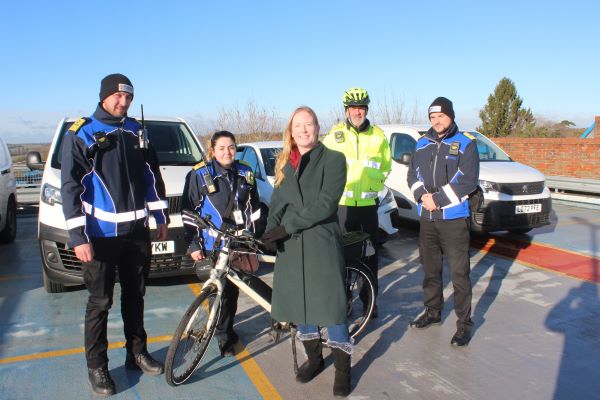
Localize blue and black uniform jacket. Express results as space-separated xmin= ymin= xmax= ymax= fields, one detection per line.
xmin=406 ymin=123 xmax=480 ymax=220
xmin=61 ymin=104 xmax=168 ymax=247
xmin=181 ymin=159 xmax=264 ymax=254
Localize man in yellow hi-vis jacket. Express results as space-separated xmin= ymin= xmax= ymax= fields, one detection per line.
xmin=322 ymin=87 xmax=391 ymax=317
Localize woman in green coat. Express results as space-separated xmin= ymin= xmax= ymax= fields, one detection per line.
xmin=261 ymin=106 xmax=352 ymax=397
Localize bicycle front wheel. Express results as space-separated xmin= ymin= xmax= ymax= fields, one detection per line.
xmin=345 ymin=262 xmax=375 ymax=339
xmin=165 ymin=284 xmax=221 ymax=386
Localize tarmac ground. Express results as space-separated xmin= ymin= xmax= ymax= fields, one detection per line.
xmin=0 ymin=202 xmax=598 ymax=400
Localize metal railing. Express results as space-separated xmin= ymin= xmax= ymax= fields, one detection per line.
xmin=546 ymin=176 xmax=600 ymax=195
xmin=546 ymin=176 xmax=600 ymax=206
xmin=14 ymin=163 xmax=42 ymax=204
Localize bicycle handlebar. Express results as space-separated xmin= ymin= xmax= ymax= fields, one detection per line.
xmin=181 ymin=209 xmax=266 ymax=248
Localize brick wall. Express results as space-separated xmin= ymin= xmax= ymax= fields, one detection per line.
xmin=493 ymin=138 xmax=600 ymax=179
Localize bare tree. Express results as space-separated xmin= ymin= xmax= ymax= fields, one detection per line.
xmin=214 ymin=100 xmax=282 ymax=141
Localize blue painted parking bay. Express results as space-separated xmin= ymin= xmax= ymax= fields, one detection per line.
xmin=0 ymin=217 xmax=271 ymax=399
xmin=1 ymin=202 xmax=599 ymax=399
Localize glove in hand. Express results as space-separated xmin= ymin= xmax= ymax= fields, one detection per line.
xmin=260 ymin=225 xmax=288 ymax=253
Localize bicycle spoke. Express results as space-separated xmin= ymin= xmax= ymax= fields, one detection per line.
xmin=165 ymin=286 xmax=221 ymax=386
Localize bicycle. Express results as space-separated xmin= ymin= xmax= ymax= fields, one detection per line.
xmin=164 ymin=210 xmax=376 ymax=386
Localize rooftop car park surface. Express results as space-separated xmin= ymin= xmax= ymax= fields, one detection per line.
xmin=1 ymin=202 xmax=598 ymax=399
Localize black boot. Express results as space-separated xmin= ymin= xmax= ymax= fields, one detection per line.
xmin=332 ymin=348 xmax=351 ymax=398
xmin=88 ymin=367 xmax=116 ymax=396
xmin=295 ymin=339 xmax=324 ymax=383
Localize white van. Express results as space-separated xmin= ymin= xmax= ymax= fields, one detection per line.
xmin=0 ymin=136 xmax=17 ymax=243
xmin=27 ymin=117 xmax=205 ymax=292
xmin=381 ymin=124 xmax=552 ymax=234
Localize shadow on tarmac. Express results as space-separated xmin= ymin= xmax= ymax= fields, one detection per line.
xmin=545 ymin=216 xmax=600 ymax=400
xmin=469 ymin=233 xmax=533 ymax=337
xmin=351 ymin=245 xmax=424 ymax=385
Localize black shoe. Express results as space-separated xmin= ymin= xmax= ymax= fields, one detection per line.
xmin=88 ymin=367 xmax=116 ymax=397
xmin=451 ymin=329 xmax=471 ymax=347
xmin=409 ymin=310 xmax=441 ymax=329
xmin=125 ymin=351 xmax=164 ymax=375
xmin=218 ymin=334 xmax=239 ymax=357
xmin=220 ymin=343 xmax=236 ymax=357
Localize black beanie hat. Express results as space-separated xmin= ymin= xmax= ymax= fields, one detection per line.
xmin=99 ymin=73 xmax=134 ymax=101
xmin=428 ymin=96 xmax=455 ymax=121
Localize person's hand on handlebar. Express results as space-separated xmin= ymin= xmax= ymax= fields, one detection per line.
xmin=190 ymin=250 xmax=206 ymax=261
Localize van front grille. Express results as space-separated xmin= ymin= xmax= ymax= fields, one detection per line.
xmin=498 ymin=181 xmax=545 ymax=195
xmin=167 ymin=196 xmax=182 ymax=214
xmin=56 ymin=242 xmax=194 ymax=273
xmin=57 ymin=243 xmax=82 ymax=271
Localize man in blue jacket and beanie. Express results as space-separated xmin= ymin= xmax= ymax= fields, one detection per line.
xmin=406 ymin=96 xmax=479 ymax=347
xmin=61 ymin=73 xmax=167 ymax=395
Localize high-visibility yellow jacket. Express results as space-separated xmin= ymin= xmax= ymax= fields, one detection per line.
xmin=322 ymin=120 xmax=391 ymax=207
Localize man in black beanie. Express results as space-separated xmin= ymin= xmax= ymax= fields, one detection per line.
xmin=61 ymin=73 xmax=168 ymax=395
xmin=406 ymin=96 xmax=480 ymax=347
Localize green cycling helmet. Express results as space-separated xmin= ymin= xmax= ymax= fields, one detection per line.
xmin=343 ymin=87 xmax=370 ymax=107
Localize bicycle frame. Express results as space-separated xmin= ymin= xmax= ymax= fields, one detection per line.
xmin=167 ymin=210 xmax=376 ymax=386
xmin=181 ymin=209 xmax=374 ymax=339
xmin=182 ymin=210 xmax=277 ymax=337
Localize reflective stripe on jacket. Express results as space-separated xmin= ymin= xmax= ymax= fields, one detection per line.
xmin=322 ymin=120 xmax=391 ymax=206
xmin=61 ymin=106 xmax=168 ymax=247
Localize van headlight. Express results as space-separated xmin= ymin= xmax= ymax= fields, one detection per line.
xmin=479 ymin=180 xmax=499 ymax=193
xmin=41 ymin=183 xmax=62 ymax=205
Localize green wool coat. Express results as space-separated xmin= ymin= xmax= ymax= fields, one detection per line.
xmin=267 ymin=143 xmax=347 ymax=326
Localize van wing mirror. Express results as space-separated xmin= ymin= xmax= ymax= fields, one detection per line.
xmin=26 ymin=151 xmax=45 ymax=170
xmin=400 ymin=152 xmax=412 ymax=165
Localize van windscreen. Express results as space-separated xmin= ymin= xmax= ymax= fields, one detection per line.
xmin=51 ymin=120 xmax=203 ymax=169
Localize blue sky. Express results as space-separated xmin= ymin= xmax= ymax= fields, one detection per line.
xmin=1 ymin=0 xmax=598 ymax=143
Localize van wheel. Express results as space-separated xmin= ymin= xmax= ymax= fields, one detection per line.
xmin=0 ymin=197 xmax=17 ymax=243
xmin=42 ymin=269 xmax=67 ymax=293
xmin=508 ymin=228 xmax=532 ymax=235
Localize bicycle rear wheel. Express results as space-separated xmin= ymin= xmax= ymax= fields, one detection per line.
xmin=345 ymin=262 xmax=375 ymax=339
xmin=165 ymin=285 xmax=221 ymax=386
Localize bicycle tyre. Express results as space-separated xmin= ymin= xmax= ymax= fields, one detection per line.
xmin=345 ymin=262 xmax=375 ymax=339
xmin=165 ymin=285 xmax=221 ymax=386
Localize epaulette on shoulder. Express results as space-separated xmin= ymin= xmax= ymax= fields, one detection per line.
xmin=68 ymin=117 xmax=90 ymax=133
xmin=237 ymin=160 xmax=251 ymax=169
xmin=193 ymin=161 xmax=206 ymax=170
xmin=463 ymin=132 xmax=476 ymax=141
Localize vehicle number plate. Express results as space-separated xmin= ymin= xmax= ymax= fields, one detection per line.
xmin=515 ymin=204 xmax=541 ymax=214
xmin=152 ymin=241 xmax=175 ymax=254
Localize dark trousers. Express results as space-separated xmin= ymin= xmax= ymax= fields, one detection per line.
xmin=338 ymin=204 xmax=379 ymax=297
xmin=419 ymin=217 xmax=473 ymax=330
xmin=214 ymin=279 xmax=240 ymax=350
xmin=82 ymin=228 xmax=150 ymax=369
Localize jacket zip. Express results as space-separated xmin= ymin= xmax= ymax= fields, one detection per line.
xmin=355 ymin=130 xmax=360 ymax=207
xmin=118 ymin=125 xmax=138 ymax=234
xmin=426 ymin=139 xmax=443 ymax=220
